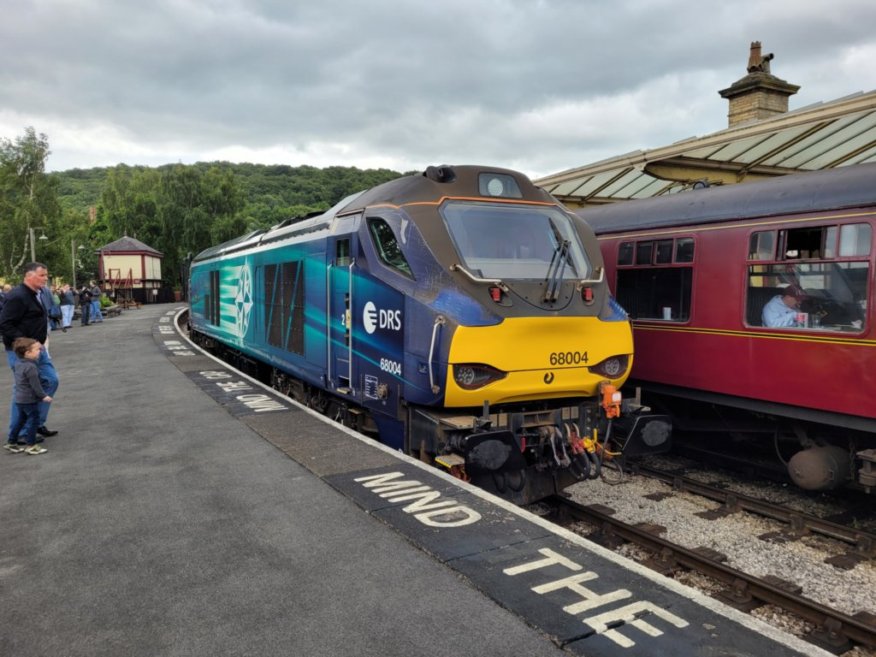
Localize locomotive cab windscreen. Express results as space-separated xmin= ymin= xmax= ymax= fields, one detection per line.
xmin=442 ymin=201 xmax=593 ymax=282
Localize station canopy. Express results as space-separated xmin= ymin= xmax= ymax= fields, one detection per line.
xmin=535 ymin=89 xmax=876 ymax=208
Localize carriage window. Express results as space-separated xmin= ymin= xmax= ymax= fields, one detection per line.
xmin=746 ymin=261 xmax=869 ymax=331
xmin=675 ymin=238 xmax=695 ymax=263
xmin=635 ymin=242 xmax=653 ymax=265
xmin=839 ymin=223 xmax=872 ymax=257
xmin=368 ymin=217 xmax=413 ymax=277
xmin=655 ymin=239 xmax=673 ymax=264
xmin=617 ymin=242 xmax=634 ymax=266
xmin=615 ymin=236 xmax=694 ymax=321
xmin=748 ymin=231 xmax=775 ymax=260
xmin=782 ymin=226 xmax=825 ymax=260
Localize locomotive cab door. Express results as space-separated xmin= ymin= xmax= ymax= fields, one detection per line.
xmin=328 ymin=237 xmax=357 ymax=395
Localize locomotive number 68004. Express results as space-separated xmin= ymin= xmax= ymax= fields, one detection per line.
xmin=188 ymin=164 xmax=670 ymax=504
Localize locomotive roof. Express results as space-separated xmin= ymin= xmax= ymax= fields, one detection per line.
xmin=580 ymin=162 xmax=876 ymax=235
xmin=192 ymin=165 xmax=554 ymax=262
xmin=335 ymin=165 xmax=554 ymax=213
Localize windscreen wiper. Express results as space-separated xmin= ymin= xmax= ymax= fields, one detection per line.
xmin=543 ymin=239 xmax=569 ymax=302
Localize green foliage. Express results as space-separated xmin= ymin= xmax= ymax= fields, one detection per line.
xmin=4 ymin=138 xmax=404 ymax=287
xmin=0 ymin=128 xmax=63 ymax=278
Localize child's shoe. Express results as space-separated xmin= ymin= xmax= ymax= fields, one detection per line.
xmin=24 ymin=445 xmax=47 ymax=455
xmin=4 ymin=443 xmax=23 ymax=454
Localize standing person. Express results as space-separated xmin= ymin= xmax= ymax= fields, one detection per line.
xmin=79 ymin=284 xmax=92 ymax=326
xmin=59 ymin=284 xmax=75 ymax=332
xmin=4 ymin=338 xmax=51 ymax=455
xmin=90 ymin=280 xmax=103 ymax=323
xmin=0 ymin=283 xmax=11 ymax=313
xmin=0 ymin=262 xmax=60 ymax=440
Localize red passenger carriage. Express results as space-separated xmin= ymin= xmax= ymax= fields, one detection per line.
xmin=580 ymin=164 xmax=876 ymax=492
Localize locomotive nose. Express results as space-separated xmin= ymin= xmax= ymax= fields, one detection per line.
xmin=443 ymin=316 xmax=633 ymax=407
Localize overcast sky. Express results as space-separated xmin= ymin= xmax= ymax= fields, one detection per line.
xmin=2 ymin=0 xmax=876 ymax=179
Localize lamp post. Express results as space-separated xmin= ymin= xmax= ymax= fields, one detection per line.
xmin=28 ymin=226 xmax=48 ymax=262
xmin=71 ymin=239 xmax=84 ymax=289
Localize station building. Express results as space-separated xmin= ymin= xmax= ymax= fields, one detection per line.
xmin=536 ymin=42 xmax=876 ymax=208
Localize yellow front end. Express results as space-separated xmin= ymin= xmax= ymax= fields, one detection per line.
xmin=444 ymin=316 xmax=633 ymax=407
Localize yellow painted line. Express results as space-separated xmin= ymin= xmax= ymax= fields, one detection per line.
xmin=631 ymin=322 xmax=875 ymax=347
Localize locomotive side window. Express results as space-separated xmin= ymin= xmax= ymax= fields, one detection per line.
xmin=746 ymin=222 xmax=871 ymax=331
xmin=368 ymin=218 xmax=413 ymax=278
xmin=615 ymin=236 xmax=694 ymax=322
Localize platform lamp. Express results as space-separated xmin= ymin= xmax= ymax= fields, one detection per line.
xmin=71 ymin=239 xmax=84 ymax=289
xmin=28 ymin=226 xmax=48 ymax=262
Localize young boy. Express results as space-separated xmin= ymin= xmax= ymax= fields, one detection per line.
xmin=5 ymin=337 xmax=52 ymax=455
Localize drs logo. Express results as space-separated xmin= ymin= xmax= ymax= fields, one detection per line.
xmin=363 ymin=301 xmax=402 ymax=334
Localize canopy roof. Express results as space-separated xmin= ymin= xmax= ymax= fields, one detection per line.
xmin=536 ymin=90 xmax=876 ymax=207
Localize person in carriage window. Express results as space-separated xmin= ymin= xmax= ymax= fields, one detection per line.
xmin=762 ymin=285 xmax=804 ymax=328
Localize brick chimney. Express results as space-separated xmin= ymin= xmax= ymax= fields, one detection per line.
xmin=719 ymin=41 xmax=800 ymax=127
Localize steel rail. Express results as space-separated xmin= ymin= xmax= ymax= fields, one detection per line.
xmin=552 ymin=496 xmax=876 ymax=650
xmin=634 ymin=465 xmax=876 ymax=555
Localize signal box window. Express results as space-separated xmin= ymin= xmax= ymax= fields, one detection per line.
xmin=615 ymin=236 xmax=694 ymax=322
xmin=368 ymin=217 xmax=413 ymax=278
xmin=745 ymin=222 xmax=870 ymax=331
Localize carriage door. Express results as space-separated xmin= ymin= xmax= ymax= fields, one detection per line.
xmin=328 ymin=237 xmax=356 ymax=395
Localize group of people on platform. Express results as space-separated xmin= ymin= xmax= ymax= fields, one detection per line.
xmin=0 ymin=265 xmax=112 ymax=456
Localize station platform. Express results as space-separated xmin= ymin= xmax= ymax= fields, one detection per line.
xmin=0 ymin=303 xmax=833 ymax=657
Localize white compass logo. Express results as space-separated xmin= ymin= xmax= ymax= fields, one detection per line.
xmin=235 ymin=263 xmax=253 ymax=338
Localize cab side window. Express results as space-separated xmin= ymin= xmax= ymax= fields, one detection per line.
xmin=367 ymin=217 xmax=413 ymax=278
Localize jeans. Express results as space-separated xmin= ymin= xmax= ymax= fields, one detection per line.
xmin=91 ymin=299 xmax=103 ymax=322
xmin=9 ymin=402 xmax=40 ymax=446
xmin=6 ymin=348 xmax=59 ymax=435
xmin=81 ymin=302 xmax=91 ymax=325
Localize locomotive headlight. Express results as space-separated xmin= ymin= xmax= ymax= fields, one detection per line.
xmin=453 ymin=363 xmax=507 ymax=390
xmin=588 ymin=355 xmax=629 ymax=379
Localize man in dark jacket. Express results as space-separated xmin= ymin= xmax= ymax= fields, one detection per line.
xmin=0 ymin=262 xmax=60 ymax=439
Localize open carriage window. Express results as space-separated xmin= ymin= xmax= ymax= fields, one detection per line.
xmin=745 ymin=223 xmax=871 ymax=331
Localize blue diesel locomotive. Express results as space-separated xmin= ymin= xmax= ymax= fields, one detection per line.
xmin=188 ymin=165 xmax=668 ymax=503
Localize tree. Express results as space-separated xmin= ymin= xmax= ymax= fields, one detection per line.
xmin=0 ymin=127 xmax=62 ymax=278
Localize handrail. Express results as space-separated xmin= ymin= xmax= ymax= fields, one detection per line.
xmin=326 ymin=263 xmax=333 ymax=385
xmin=429 ymin=315 xmax=446 ymax=394
xmin=450 ymin=263 xmax=507 ymax=290
xmin=347 ymin=258 xmax=355 ymax=391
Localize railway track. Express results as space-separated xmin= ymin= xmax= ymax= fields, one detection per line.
xmin=632 ymin=465 xmax=876 ymax=570
xmin=551 ymin=494 xmax=876 ymax=653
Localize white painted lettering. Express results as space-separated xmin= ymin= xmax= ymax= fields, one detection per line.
xmin=503 ymin=548 xmax=583 ymax=576
xmin=582 ymin=601 xmax=688 ymax=648
xmin=235 ymin=394 xmax=286 ymax=412
xmin=201 ymin=371 xmax=233 ymax=380
xmin=217 ymin=380 xmax=253 ymax=392
xmin=354 ymin=471 xmax=481 ymax=527
xmin=415 ymin=506 xmax=482 ymax=527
